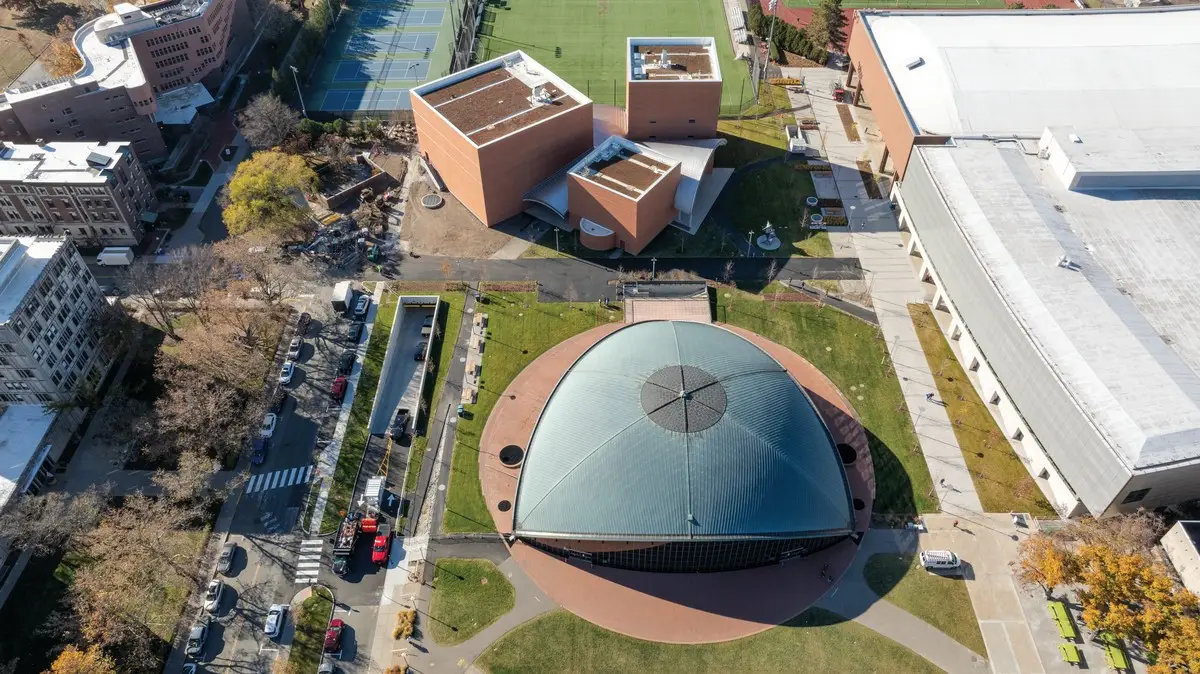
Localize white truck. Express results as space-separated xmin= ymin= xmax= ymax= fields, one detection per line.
xmin=95 ymin=247 xmax=135 ymax=266
xmin=331 ymin=281 xmax=353 ymax=312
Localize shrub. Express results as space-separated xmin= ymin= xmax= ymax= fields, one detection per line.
xmin=393 ymin=608 xmax=417 ymax=640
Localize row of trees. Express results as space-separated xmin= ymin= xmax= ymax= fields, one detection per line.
xmin=747 ymin=0 xmax=845 ymax=65
xmin=237 ymin=93 xmax=390 ymax=154
xmin=1016 ymin=511 xmax=1200 ymax=673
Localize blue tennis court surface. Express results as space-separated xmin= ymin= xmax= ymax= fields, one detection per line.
xmin=321 ymin=88 xmax=411 ymax=111
xmin=334 ymin=59 xmax=431 ymax=82
xmin=344 ymin=31 xmax=438 ymax=57
xmin=358 ymin=7 xmax=445 ymax=29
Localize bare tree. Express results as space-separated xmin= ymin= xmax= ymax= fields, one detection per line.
xmin=765 ymin=258 xmax=779 ymax=283
xmin=88 ymin=299 xmax=136 ymax=362
xmin=153 ymin=450 xmax=221 ymax=508
xmin=170 ymin=244 xmax=225 ymax=318
xmin=150 ymin=359 xmax=267 ymax=463
xmin=721 ymin=259 xmax=735 ymax=286
xmin=320 ymin=135 xmax=356 ymax=174
xmin=214 ymin=234 xmax=316 ymax=307
xmin=0 ymin=486 xmax=108 ymax=557
xmin=245 ymin=0 xmax=298 ymax=42
xmin=238 ymin=93 xmax=302 ymax=150
xmin=121 ymin=264 xmax=181 ymax=340
xmin=1053 ymin=509 xmax=1166 ymax=557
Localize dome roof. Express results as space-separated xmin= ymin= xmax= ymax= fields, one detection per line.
xmin=513 ymin=321 xmax=854 ymax=541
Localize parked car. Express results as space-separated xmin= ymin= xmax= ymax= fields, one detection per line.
xmin=331 ymin=376 xmax=348 ymax=403
xmin=389 ymin=407 xmax=410 ymax=440
xmin=421 ymin=315 xmax=434 ymax=337
xmin=261 ymin=413 xmax=277 ymax=438
xmin=287 ymin=337 xmax=303 ymax=360
xmin=279 ymin=362 xmax=295 ymax=384
xmin=324 ymin=618 xmax=345 ymax=653
xmin=919 ymin=549 xmax=961 ymax=570
xmin=217 ymin=542 xmax=237 ymax=574
xmin=185 ymin=618 xmax=208 ymax=656
xmin=415 ymin=341 xmax=427 ymax=361
xmin=251 ymin=438 xmax=266 ymax=465
xmin=346 ymin=322 xmax=364 ymax=344
xmin=338 ymin=350 xmax=356 ymax=375
xmin=264 ymin=604 xmax=287 ymax=638
xmin=203 ymin=579 xmax=224 ymax=613
xmin=354 ymin=296 xmax=370 ymax=317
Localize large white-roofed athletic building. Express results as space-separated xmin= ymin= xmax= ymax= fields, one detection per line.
xmin=846 ymin=7 xmax=1200 ymax=517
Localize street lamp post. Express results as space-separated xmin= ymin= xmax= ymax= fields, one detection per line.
xmin=555 ymin=227 xmax=560 ymax=254
xmin=760 ymin=0 xmax=780 ymax=93
xmin=289 ymin=65 xmax=307 ymax=118
xmin=651 ymin=257 xmax=657 ymax=279
xmin=747 ymin=230 xmax=755 ymax=256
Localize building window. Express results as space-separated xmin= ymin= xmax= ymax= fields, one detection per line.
xmin=0 ymin=345 xmax=14 ymax=353
xmin=1012 ymin=428 xmax=1024 ymax=441
xmin=16 ymin=368 xmax=33 ymax=378
xmin=36 ymin=393 xmax=54 ymax=403
xmin=1121 ymin=488 xmax=1150 ymax=504
xmin=688 ymin=119 xmax=695 ymax=123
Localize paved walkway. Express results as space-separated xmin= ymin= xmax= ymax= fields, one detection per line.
xmin=168 ymin=131 xmax=250 ymax=249
xmin=786 ymin=65 xmax=983 ymax=515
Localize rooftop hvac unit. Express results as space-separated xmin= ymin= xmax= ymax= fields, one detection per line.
xmin=660 ymin=48 xmax=670 ymax=68
xmin=531 ymin=85 xmax=553 ymax=105
xmin=906 ymin=57 xmax=925 ymax=70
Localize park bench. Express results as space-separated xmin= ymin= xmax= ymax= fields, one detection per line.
xmin=1058 ymin=643 xmax=1081 ymax=666
xmin=1099 ymin=633 xmax=1130 ymax=671
xmin=1047 ymin=600 xmax=1078 ymax=640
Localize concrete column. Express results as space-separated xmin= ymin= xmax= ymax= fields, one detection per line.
xmin=878 ymin=144 xmax=890 ymax=174
xmin=905 ymin=233 xmax=919 ymax=255
xmin=845 ymin=62 xmax=856 ymax=90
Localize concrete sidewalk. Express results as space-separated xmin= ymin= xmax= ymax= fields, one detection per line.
xmin=786 ymin=65 xmax=983 ymax=515
xmin=166 ymin=131 xmax=250 ymax=250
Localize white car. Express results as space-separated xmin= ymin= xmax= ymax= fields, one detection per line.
xmin=261 ymin=413 xmax=277 ymax=438
xmin=354 ymin=296 xmax=370 ymax=317
xmin=919 ymin=549 xmax=961 ymax=570
xmin=279 ymin=362 xmax=295 ymax=385
xmin=203 ymin=579 xmax=224 ymax=613
xmin=264 ymin=603 xmax=287 ymax=638
xmin=287 ymin=337 xmax=303 ymax=360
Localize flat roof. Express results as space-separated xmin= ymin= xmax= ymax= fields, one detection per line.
xmin=629 ymin=37 xmax=720 ymax=82
xmin=858 ymin=8 xmax=1200 ymax=136
xmin=4 ymin=15 xmax=147 ymax=105
xmin=0 ymin=405 xmax=56 ymax=509
xmin=915 ymin=139 xmax=1200 ymax=471
xmin=0 ymin=237 xmax=62 ymax=324
xmin=570 ymin=137 xmax=677 ymax=200
xmin=411 ymin=51 xmax=588 ymax=147
xmin=0 ymin=141 xmax=126 ymax=184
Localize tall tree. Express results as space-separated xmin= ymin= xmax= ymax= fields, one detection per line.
xmin=152 ymin=450 xmax=220 ymax=507
xmin=1014 ymin=534 xmax=1076 ymax=598
xmin=0 ymin=487 xmax=107 ymax=557
xmin=48 ymin=644 xmax=116 ymax=674
xmin=222 ymin=151 xmax=318 ymax=239
xmin=1149 ymin=615 xmax=1200 ymax=674
xmin=1057 ymin=509 xmax=1165 ymax=557
xmin=121 ymin=263 xmax=182 ymax=340
xmin=238 ymin=93 xmax=302 ymax=150
xmin=214 ymin=233 xmax=317 ymax=307
xmin=805 ymin=0 xmax=847 ymax=56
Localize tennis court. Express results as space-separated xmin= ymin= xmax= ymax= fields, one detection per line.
xmin=308 ymin=0 xmax=456 ymax=114
xmin=475 ymin=0 xmax=756 ymax=111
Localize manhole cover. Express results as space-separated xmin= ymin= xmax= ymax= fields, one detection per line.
xmin=498 ymin=500 xmax=511 ymax=512
xmin=499 ymin=445 xmax=524 ymax=467
xmin=421 ymin=193 xmax=445 ymax=209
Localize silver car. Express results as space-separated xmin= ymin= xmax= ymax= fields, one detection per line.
xmin=185 ymin=618 xmax=208 ymax=656
xmin=264 ymin=604 xmax=287 ymax=638
xmin=217 ymin=541 xmax=236 ymax=574
xmin=203 ymin=579 xmax=224 ymax=613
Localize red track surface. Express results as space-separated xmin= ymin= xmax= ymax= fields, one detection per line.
xmin=759 ymin=0 xmax=1071 ymax=33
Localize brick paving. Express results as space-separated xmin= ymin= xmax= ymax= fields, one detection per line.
xmin=478 ymin=322 xmax=875 ymax=643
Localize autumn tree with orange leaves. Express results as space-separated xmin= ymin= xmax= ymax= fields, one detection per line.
xmin=1015 ymin=533 xmax=1076 ymax=598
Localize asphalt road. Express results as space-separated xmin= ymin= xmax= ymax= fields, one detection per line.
xmin=192 ymin=292 xmax=368 ymax=673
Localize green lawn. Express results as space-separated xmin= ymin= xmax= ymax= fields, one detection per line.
xmin=715 ymin=84 xmax=796 ymax=167
xmin=478 ymin=608 xmax=942 ymax=673
xmin=477 ymin=0 xmax=755 ymax=112
xmin=717 ymin=164 xmax=832 ymax=258
xmin=864 ymin=552 xmax=987 ymax=656
xmin=429 ymin=559 xmax=517 ymax=645
xmin=320 ymin=290 xmax=400 ymax=532
xmin=909 ymin=304 xmax=1055 ymax=516
xmin=717 ymin=288 xmax=936 ymax=514
xmin=288 ymin=586 xmax=334 ymax=674
xmin=442 ymin=291 xmax=623 ymax=533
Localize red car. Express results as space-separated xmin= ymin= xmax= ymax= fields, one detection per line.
xmin=331 ymin=376 xmax=347 ymax=402
xmin=372 ymin=523 xmax=391 ymax=565
xmin=324 ymin=618 xmax=345 ymax=653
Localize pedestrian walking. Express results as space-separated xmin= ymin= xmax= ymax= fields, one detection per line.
xmin=926 ymin=392 xmax=935 ymax=402
xmin=952 ymin=520 xmax=959 ymax=529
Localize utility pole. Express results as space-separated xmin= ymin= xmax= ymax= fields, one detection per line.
xmin=761 ymin=0 xmax=780 ymax=94
xmin=290 ymin=65 xmax=308 ymax=118
xmin=651 ymin=257 xmax=657 ymax=279
xmin=747 ymin=230 xmax=755 ymax=257
xmin=555 ymin=227 xmax=560 ymax=255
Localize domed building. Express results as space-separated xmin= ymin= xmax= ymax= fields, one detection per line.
xmin=510 ymin=320 xmax=855 ymax=573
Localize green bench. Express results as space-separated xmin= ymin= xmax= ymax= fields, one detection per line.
xmin=1058 ymin=643 xmax=1081 ymax=665
xmin=1047 ymin=600 xmax=1078 ymax=640
xmin=1100 ymin=633 xmax=1130 ymax=671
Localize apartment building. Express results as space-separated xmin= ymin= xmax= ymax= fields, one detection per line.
xmin=0 ymin=237 xmax=110 ymax=405
xmin=0 ymin=142 xmax=157 ymax=246
xmin=0 ymin=0 xmax=250 ymax=162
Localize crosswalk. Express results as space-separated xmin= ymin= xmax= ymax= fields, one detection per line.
xmin=295 ymin=539 xmax=324 ymax=584
xmin=245 ymin=465 xmax=314 ymax=494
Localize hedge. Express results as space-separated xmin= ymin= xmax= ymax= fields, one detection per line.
xmin=273 ymin=0 xmax=339 ymax=104
xmin=747 ymin=1 xmax=828 ymax=64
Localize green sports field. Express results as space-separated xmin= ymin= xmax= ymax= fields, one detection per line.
xmin=476 ymin=0 xmax=757 ymax=111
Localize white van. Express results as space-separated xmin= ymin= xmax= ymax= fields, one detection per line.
xmin=919 ymin=549 xmax=961 ymax=570
xmin=96 ymin=247 xmax=134 ymax=266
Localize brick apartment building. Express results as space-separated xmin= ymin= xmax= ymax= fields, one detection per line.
xmin=0 ymin=0 xmax=250 ymax=162
xmin=0 ymin=237 xmax=111 ymax=404
xmin=0 ymin=142 xmax=157 ymax=247
xmin=412 ymin=42 xmax=733 ymax=255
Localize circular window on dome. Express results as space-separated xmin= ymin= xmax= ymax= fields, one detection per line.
xmin=838 ymin=444 xmax=857 ymax=464
xmin=499 ymin=445 xmax=524 ymax=467
xmin=640 ymin=365 xmax=728 ymax=433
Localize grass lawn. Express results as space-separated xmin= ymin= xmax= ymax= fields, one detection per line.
xmin=320 ymin=290 xmax=400 ymax=532
xmin=717 ymin=288 xmax=936 ymax=514
xmin=478 ymin=607 xmax=942 ymax=673
xmin=288 ymin=586 xmax=334 ymax=673
xmin=429 ymin=559 xmax=516 ymax=645
xmin=784 ymin=0 xmax=1003 ymax=6
xmin=442 ymin=291 xmax=623 ymax=533
xmin=477 ymin=0 xmax=755 ymax=112
xmin=715 ymin=84 xmax=796 ymax=167
xmin=864 ymin=552 xmax=987 ymax=656
xmin=716 ymin=164 xmax=832 ymax=258
xmin=909 ymin=304 xmax=1055 ymax=516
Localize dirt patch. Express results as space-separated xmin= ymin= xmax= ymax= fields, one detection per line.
xmin=856 ymin=159 xmax=883 ymax=200
xmin=372 ymin=151 xmax=409 ymax=185
xmin=403 ymin=181 xmax=516 ymax=258
xmin=836 ymin=104 xmax=860 ymax=142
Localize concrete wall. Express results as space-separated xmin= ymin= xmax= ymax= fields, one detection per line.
xmin=624 ymin=79 xmax=721 ymax=141
xmin=1161 ymin=522 xmax=1200 ymax=595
